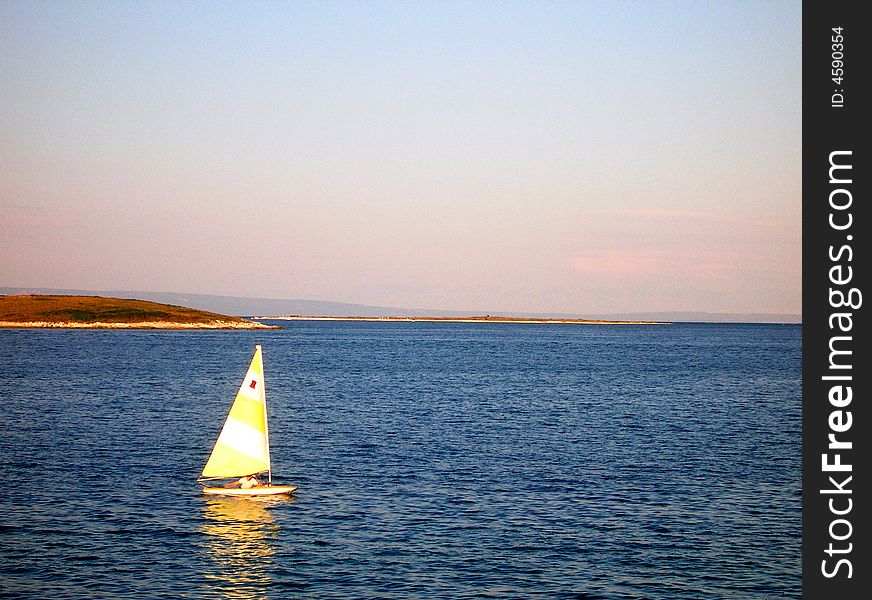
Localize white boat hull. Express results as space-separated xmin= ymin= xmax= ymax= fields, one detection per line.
xmin=202 ymin=485 xmax=298 ymax=497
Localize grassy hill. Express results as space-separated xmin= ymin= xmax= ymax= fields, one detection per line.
xmin=0 ymin=295 xmax=276 ymax=329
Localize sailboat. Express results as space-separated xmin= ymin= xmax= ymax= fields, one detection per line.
xmin=199 ymin=344 xmax=298 ymax=496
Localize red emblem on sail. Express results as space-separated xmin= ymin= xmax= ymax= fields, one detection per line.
xmin=250 ymin=379 xmax=257 ymax=389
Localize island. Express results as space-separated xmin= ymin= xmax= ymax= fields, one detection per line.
xmin=0 ymin=295 xmax=278 ymax=329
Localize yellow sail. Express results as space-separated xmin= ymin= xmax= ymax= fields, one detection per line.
xmin=201 ymin=345 xmax=271 ymax=479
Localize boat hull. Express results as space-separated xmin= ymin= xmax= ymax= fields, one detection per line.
xmin=202 ymin=485 xmax=298 ymax=497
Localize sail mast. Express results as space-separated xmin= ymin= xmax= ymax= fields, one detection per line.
xmin=258 ymin=344 xmax=273 ymax=485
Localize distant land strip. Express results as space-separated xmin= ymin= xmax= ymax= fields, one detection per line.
xmin=0 ymin=295 xmax=277 ymax=330
xmin=259 ymin=315 xmax=669 ymax=325
xmin=0 ymin=288 xmax=802 ymax=323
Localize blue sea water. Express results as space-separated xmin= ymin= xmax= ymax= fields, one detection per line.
xmin=0 ymin=322 xmax=801 ymax=598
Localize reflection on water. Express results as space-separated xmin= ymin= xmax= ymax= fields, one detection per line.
xmin=199 ymin=496 xmax=293 ymax=598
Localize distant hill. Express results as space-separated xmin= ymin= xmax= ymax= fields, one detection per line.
xmin=0 ymin=295 xmax=276 ymax=329
xmin=1 ymin=287 xmax=449 ymax=319
xmin=0 ymin=287 xmax=801 ymax=324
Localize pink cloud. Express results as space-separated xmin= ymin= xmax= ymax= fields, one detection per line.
xmin=608 ymin=208 xmax=721 ymax=221
xmin=568 ymin=250 xmax=674 ymax=275
xmin=0 ymin=205 xmax=77 ymax=228
xmin=568 ymin=250 xmax=742 ymax=280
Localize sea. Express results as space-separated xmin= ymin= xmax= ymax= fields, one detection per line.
xmin=0 ymin=321 xmax=801 ymax=599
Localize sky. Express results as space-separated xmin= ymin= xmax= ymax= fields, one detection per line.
xmin=1 ymin=1 xmax=801 ymax=315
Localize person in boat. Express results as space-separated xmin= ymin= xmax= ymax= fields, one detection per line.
xmin=224 ymin=474 xmax=261 ymax=489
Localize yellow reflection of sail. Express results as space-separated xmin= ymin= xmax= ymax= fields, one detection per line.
xmin=200 ymin=496 xmax=292 ymax=598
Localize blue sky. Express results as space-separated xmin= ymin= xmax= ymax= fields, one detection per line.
xmin=1 ymin=1 xmax=801 ymax=314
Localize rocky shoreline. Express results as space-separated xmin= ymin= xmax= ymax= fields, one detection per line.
xmin=0 ymin=319 xmax=278 ymax=330
xmin=0 ymin=294 xmax=280 ymax=330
